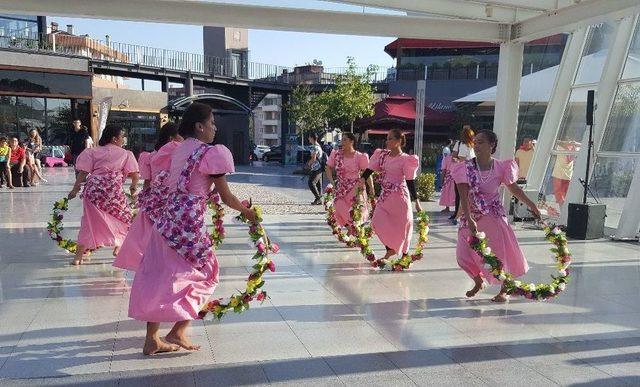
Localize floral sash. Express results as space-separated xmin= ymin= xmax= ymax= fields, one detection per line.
xmin=461 ymin=159 xmax=506 ymax=228
xmin=376 ymin=149 xmax=408 ymax=204
xmin=81 ymin=170 xmax=132 ymax=224
xmin=142 ymin=171 xmax=171 ymax=223
xmin=334 ymin=150 xmax=360 ymax=201
xmin=155 ymin=144 xmax=214 ymax=270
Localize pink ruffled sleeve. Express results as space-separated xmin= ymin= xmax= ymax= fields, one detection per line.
xmin=500 ymin=159 xmax=519 ymax=186
xmin=357 ymin=152 xmax=369 ymax=171
xmin=122 ymin=150 xmax=139 ymax=175
xmin=451 ymin=161 xmax=469 ymax=184
xmin=138 ymin=152 xmax=152 ymax=180
xmin=326 ymin=149 xmax=337 ymax=168
xmin=403 ymin=155 xmax=420 ymax=179
xmin=74 ymin=148 xmax=93 ymax=173
xmin=199 ymin=145 xmax=235 ymax=175
xmin=368 ymin=149 xmax=384 ymax=171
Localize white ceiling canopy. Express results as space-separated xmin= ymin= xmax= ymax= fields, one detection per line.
xmin=1 ymin=0 xmax=640 ymax=42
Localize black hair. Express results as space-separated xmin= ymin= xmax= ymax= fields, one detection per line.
xmin=98 ymin=124 xmax=124 ymax=146
xmin=342 ymin=132 xmax=356 ymax=143
xmin=308 ymin=132 xmax=318 ymax=141
xmin=155 ymin=122 xmax=179 ymax=151
xmin=476 ymin=129 xmax=498 ymax=154
xmin=522 ymin=135 xmax=534 ymax=141
xmin=178 ymin=102 xmax=213 ymax=139
xmin=389 ymin=129 xmax=406 ymax=147
xmin=0 ymin=136 xmax=7 ymax=142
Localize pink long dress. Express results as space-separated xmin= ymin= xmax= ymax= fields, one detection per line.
xmin=128 ymin=138 xmax=234 ymax=322
xmin=438 ymin=155 xmax=456 ymax=207
xmin=75 ymin=144 xmax=138 ymax=250
xmin=452 ymin=158 xmax=529 ymax=284
xmin=326 ymin=150 xmax=370 ymax=227
xmin=113 ymin=141 xmax=180 ymax=271
xmin=368 ymin=149 xmax=419 ymax=254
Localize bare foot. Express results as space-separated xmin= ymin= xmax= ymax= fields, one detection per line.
xmin=143 ymin=337 xmax=180 ymax=355
xmin=491 ymin=293 xmax=509 ymax=303
xmin=70 ymin=258 xmax=82 ymax=266
xmin=382 ymin=249 xmax=397 ymax=260
xmin=465 ymin=279 xmax=485 ymax=298
xmin=165 ymin=333 xmax=201 ymax=351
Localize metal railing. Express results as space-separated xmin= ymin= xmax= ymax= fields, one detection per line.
xmin=0 ymin=34 xmax=393 ymax=86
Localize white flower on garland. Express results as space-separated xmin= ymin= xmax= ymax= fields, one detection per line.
xmin=559 ymin=269 xmax=567 ymax=276
xmin=255 ymin=237 xmax=265 ymax=246
xmin=483 ymin=263 xmax=493 ymax=271
xmin=326 ymin=184 xmax=333 ymax=189
xmin=498 ymin=273 xmax=506 ymax=281
xmin=482 ymin=246 xmax=492 ymax=256
xmin=514 ymin=280 xmax=522 ymax=287
xmin=558 ymin=283 xmax=566 ymax=291
xmin=552 ymin=227 xmax=561 ymax=235
xmin=529 ymin=283 xmax=536 ymax=291
xmin=476 ymin=232 xmax=486 ymax=240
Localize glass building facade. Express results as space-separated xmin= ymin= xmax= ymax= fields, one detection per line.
xmin=0 ymin=14 xmax=40 ymax=39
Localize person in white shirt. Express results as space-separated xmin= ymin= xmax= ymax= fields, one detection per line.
xmin=450 ymin=125 xmax=475 ymax=222
xmin=514 ymin=135 xmax=535 ymax=182
xmin=306 ymin=132 xmax=325 ymax=205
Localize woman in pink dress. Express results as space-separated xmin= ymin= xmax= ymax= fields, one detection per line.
xmin=439 ymin=155 xmax=455 ymax=211
xmin=361 ymin=129 xmax=422 ymax=260
xmin=325 ymin=132 xmax=373 ymax=228
xmin=453 ymin=130 xmax=541 ymax=302
xmin=68 ymin=125 xmax=139 ymax=265
xmin=128 ymin=103 xmax=257 ymax=355
xmin=113 ymin=123 xmax=183 ymax=271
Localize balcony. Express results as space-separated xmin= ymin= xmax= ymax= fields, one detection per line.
xmin=263 ymin=132 xmax=280 ymax=140
xmin=262 ymin=119 xmax=280 ymax=126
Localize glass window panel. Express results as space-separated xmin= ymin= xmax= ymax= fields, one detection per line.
xmin=0 ymin=70 xmax=91 ymax=97
xmin=575 ymin=22 xmax=616 ymax=85
xmin=45 ymin=98 xmax=72 ymax=146
xmin=0 ymin=96 xmax=18 ymax=139
xmin=622 ymin=19 xmax=640 ymax=79
xmin=601 ymin=82 xmax=640 ymax=153
xmin=555 ymin=87 xmax=589 ymax=151
xmin=15 ymin=97 xmax=44 ymax=141
xmin=589 ymin=156 xmax=638 ymax=228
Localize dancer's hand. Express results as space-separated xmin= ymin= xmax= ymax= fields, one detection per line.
xmin=129 ymin=185 xmax=138 ymax=196
xmin=467 ymin=217 xmax=478 ymax=234
xmin=243 ymin=208 xmax=258 ymax=223
xmin=68 ymin=187 xmax=79 ymax=199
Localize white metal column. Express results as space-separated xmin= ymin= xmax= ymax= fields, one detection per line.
xmin=526 ymin=28 xmax=587 ymax=191
xmin=493 ymin=41 xmax=524 ymax=207
xmin=561 ymin=16 xmax=636 ymax=224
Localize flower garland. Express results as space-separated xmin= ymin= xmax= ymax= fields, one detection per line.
xmin=468 ymin=224 xmax=571 ymax=300
xmin=208 ymin=194 xmax=225 ymax=249
xmin=47 ymin=197 xmax=79 ymax=254
xmin=323 ymin=184 xmax=361 ymax=247
xmin=352 ymin=193 xmax=430 ymax=271
xmin=199 ymin=201 xmax=278 ymax=319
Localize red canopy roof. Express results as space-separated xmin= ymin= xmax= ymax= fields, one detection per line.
xmin=384 ymin=35 xmax=565 ymax=58
xmin=356 ymin=95 xmax=455 ymax=132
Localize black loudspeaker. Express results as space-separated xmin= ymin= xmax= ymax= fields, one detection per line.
xmin=566 ymin=203 xmax=606 ymax=240
xmin=586 ymin=90 xmax=595 ymax=125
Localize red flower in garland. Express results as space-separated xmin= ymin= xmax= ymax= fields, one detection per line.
xmin=256 ymin=292 xmax=266 ymax=301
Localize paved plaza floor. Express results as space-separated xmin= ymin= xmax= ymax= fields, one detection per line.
xmin=0 ymin=166 xmax=639 ymax=386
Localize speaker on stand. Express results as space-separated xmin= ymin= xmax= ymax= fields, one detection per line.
xmin=566 ymin=89 xmax=606 ymax=240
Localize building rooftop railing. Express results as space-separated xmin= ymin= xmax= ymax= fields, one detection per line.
xmin=0 ymin=34 xmax=393 ymax=86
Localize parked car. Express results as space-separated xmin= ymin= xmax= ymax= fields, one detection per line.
xmin=253 ymin=145 xmax=271 ymax=160
xmin=262 ymin=146 xmax=283 ymax=162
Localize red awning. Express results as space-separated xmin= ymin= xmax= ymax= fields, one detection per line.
xmin=384 ymin=35 xmax=565 ymax=58
xmin=356 ymin=95 xmax=455 ymax=131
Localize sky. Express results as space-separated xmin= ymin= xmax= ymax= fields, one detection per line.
xmin=52 ymin=1 xmax=399 ymax=70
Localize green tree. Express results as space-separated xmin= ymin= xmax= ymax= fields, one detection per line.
xmin=287 ymin=84 xmax=329 ymax=145
xmin=326 ymin=57 xmax=377 ymax=132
